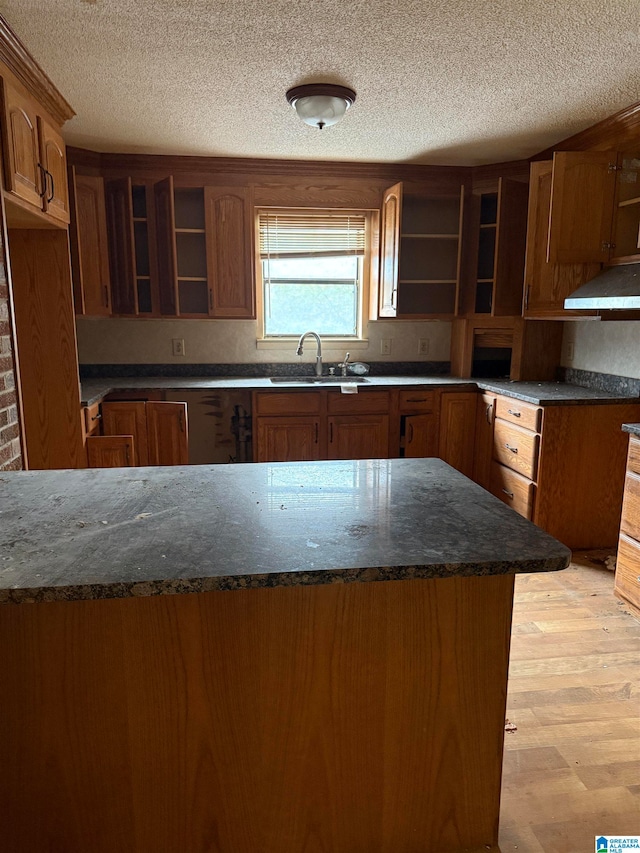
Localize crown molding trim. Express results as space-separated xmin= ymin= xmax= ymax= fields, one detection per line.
xmin=67 ymin=148 xmax=472 ymax=185
xmin=534 ymin=100 xmax=640 ymax=159
xmin=0 ymin=14 xmax=75 ymax=126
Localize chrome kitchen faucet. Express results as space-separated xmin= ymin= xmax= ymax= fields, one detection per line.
xmin=296 ymin=331 xmax=323 ymax=376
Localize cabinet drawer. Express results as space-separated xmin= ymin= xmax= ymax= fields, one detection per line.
xmin=495 ymin=397 xmax=542 ymax=432
xmin=254 ymin=391 xmax=321 ymax=416
xmin=83 ymin=402 xmax=102 ymax=436
xmin=615 ymin=533 xmax=640 ymax=608
xmin=327 ymin=390 xmax=390 ymax=415
xmin=493 ymin=419 xmax=539 ymax=480
xmin=628 ymin=436 xmax=640 ymax=476
xmin=398 ymin=390 xmax=436 ymax=412
xmin=489 ymin=461 xmax=535 ymax=520
xmin=620 ymin=472 xmax=640 ymax=541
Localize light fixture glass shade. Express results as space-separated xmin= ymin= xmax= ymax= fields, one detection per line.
xmin=286 ymin=84 xmax=356 ymax=130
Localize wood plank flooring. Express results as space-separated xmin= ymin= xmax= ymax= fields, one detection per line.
xmin=500 ymin=555 xmax=640 ymax=853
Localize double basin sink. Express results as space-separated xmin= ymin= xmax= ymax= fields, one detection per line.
xmin=269 ymin=376 xmax=368 ymax=384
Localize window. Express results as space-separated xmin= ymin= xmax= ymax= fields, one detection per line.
xmin=258 ymin=209 xmax=372 ymax=339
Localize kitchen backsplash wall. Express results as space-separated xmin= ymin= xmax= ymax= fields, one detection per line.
xmin=562 ymin=320 xmax=640 ymax=380
xmin=76 ymin=318 xmax=452 ymax=367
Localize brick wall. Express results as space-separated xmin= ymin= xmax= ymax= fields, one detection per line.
xmin=0 ymin=230 xmax=22 ymax=471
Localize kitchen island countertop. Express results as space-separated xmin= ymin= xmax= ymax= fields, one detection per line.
xmin=0 ymin=457 xmax=570 ymax=604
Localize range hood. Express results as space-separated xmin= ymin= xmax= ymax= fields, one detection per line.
xmin=564 ymin=262 xmax=640 ymax=311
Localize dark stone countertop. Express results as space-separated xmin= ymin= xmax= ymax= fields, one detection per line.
xmin=623 ymin=423 xmax=640 ymax=437
xmin=0 ymin=458 xmax=570 ymax=605
xmin=475 ymin=380 xmax=639 ymax=406
xmin=79 ymin=375 xmax=639 ymax=408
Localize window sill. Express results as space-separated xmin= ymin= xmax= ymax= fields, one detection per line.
xmin=256 ymin=338 xmax=369 ymax=351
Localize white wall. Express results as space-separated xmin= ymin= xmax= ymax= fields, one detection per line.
xmin=76 ymin=318 xmax=452 ymax=366
xmin=562 ymin=320 xmax=640 ymax=379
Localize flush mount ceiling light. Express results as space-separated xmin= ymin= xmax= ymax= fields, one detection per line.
xmin=286 ymin=84 xmax=356 ymax=130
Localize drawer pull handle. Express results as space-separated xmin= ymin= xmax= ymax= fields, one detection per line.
xmin=502 ymin=489 xmax=514 ymax=499
xmin=507 ymin=409 xmax=521 ymax=417
xmin=314 ymin=423 xmax=319 ymax=443
xmin=407 ymin=423 xmax=414 ymax=443
xmin=91 ymin=413 xmax=102 ymax=422
xmin=505 ymin=443 xmax=518 ymax=454
xmin=406 ymin=397 xmax=428 ymax=403
xmin=485 ymin=404 xmax=493 ymax=425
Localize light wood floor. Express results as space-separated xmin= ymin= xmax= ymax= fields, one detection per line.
xmin=500 ymin=554 xmax=640 ymax=852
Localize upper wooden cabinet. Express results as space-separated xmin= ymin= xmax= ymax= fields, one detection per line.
xmin=69 ymin=170 xmax=111 ymax=316
xmin=461 ymin=178 xmax=528 ymax=317
xmin=545 ymin=149 xmax=640 ymax=266
xmin=152 ymin=181 xmax=255 ymax=318
xmin=0 ymin=78 xmax=69 ymax=224
xmin=378 ymin=181 xmax=464 ymax=319
xmin=105 ymin=178 xmax=156 ymax=316
xmin=548 ymin=150 xmax=618 ymax=264
xmin=205 ymin=186 xmax=255 ymax=318
xmin=523 ymin=161 xmax=601 ymax=319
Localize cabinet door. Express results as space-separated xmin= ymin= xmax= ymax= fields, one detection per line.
xmin=38 ymin=116 xmax=69 ymax=224
xmin=146 ymin=401 xmax=189 ymax=465
xmin=154 ymin=176 xmax=178 ymax=315
xmin=9 ymin=230 xmax=85 ymax=470
xmin=523 ymin=161 xmax=600 ymax=318
xmin=101 ymin=401 xmax=148 ymax=465
xmin=378 ymin=182 xmax=402 ymax=317
xmin=0 ymin=79 xmax=43 ymax=209
xmin=472 ymin=393 xmax=496 ymax=489
xmin=438 ymin=392 xmax=477 ymax=478
xmin=69 ymin=171 xmax=111 ymax=315
xmin=548 ymin=150 xmax=618 ymax=264
xmin=403 ymin=413 xmax=438 ymax=458
xmin=205 ymin=186 xmax=255 ymax=318
xmin=492 ymin=178 xmax=528 ymax=316
xmin=328 ymin=415 xmax=390 ymax=460
xmin=86 ymin=435 xmax=135 ymax=467
xmin=255 ymin=417 xmax=321 ymax=462
xmin=105 ymin=178 xmax=138 ymax=314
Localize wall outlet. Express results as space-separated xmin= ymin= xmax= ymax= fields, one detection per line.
xmin=418 ymin=339 xmax=430 ymax=356
xmin=172 ymin=338 xmax=186 ymax=357
xmin=380 ymin=339 xmax=392 ymax=355
xmin=565 ymin=341 xmax=575 ymax=363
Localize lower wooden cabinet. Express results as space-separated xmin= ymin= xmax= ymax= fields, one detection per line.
xmin=94 ymin=400 xmax=188 ymax=466
xmin=438 ymin=391 xmax=477 ymax=478
xmin=328 ymin=415 xmax=389 ymax=459
xmin=252 ymin=390 xmax=391 ymax=463
xmin=615 ymin=435 xmax=640 ymax=615
xmin=398 ymin=390 xmax=438 ymax=458
xmin=489 ymin=461 xmax=535 ymax=520
xmin=86 ymin=435 xmax=135 ymax=467
xmin=255 ymin=416 xmax=320 ymax=462
xmin=474 ymin=393 xmax=640 ymax=549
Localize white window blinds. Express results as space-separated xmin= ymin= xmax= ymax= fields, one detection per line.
xmin=259 ymin=211 xmax=366 ymax=259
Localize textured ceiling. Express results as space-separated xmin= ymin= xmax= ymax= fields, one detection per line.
xmin=1 ymin=0 xmax=639 ymax=165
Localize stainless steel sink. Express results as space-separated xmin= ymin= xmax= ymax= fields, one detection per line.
xmin=269 ymin=376 xmax=368 ymax=384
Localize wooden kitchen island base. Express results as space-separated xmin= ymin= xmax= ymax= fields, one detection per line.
xmin=0 ymin=573 xmax=513 ymax=853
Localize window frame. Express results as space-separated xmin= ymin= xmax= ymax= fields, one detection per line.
xmin=255 ymin=206 xmax=378 ymax=344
